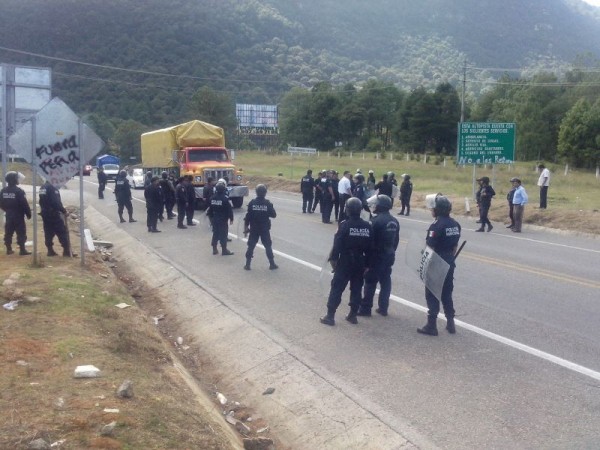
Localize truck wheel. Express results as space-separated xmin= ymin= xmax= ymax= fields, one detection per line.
xmin=231 ymin=197 xmax=244 ymax=208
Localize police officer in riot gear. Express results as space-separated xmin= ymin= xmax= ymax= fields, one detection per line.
xmin=243 ymin=184 xmax=277 ymax=270
xmin=358 ymin=195 xmax=399 ymax=317
xmin=0 ymin=171 xmax=32 ymax=255
xmin=319 ymin=170 xmax=335 ymax=224
xmin=300 ymin=169 xmax=315 ymax=213
xmin=175 ymin=176 xmax=188 ymax=229
xmin=320 ymin=197 xmax=373 ymax=326
xmin=185 ymin=175 xmax=197 ymax=225
xmin=114 ymin=170 xmax=137 ymax=224
xmin=417 ymin=195 xmax=461 ymax=336
xmin=97 ymin=166 xmax=107 ymax=199
xmin=144 ymin=176 xmax=162 ymax=232
xmin=39 ymin=179 xmax=74 ymax=257
xmin=160 ymin=171 xmax=176 ymax=219
xmin=206 ymin=181 xmax=234 ymax=255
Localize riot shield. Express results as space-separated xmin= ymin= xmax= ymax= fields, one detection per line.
xmin=405 ymin=233 xmax=450 ymax=301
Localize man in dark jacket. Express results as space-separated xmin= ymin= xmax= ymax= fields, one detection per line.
xmin=320 ymin=198 xmax=374 ymax=326
xmin=476 ymin=176 xmax=495 ymax=232
xmin=159 ymin=171 xmax=176 ymax=219
xmin=398 ymin=174 xmax=413 ymax=216
xmin=300 ymin=170 xmax=315 ymax=214
xmin=97 ymin=167 xmax=107 ymax=199
xmin=144 ymin=176 xmax=163 ymax=233
xmin=175 ymin=177 xmax=188 ymax=229
xmin=206 ymin=181 xmax=234 ymax=255
xmin=358 ymin=195 xmax=399 ymax=317
xmin=243 ymin=184 xmax=277 ymax=270
xmin=0 ymin=171 xmax=32 ymax=255
xmin=39 ymin=179 xmax=74 ymax=257
xmin=185 ymin=175 xmax=197 ymax=226
xmin=114 ymin=170 xmax=137 ymax=224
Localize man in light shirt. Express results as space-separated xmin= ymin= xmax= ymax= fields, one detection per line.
xmin=337 ymin=171 xmax=353 ymax=222
xmin=537 ymin=164 xmax=550 ymax=209
xmin=510 ymin=177 xmax=528 ymax=233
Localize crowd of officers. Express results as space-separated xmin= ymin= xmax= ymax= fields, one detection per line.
xmin=301 ymin=168 xmax=413 ymax=223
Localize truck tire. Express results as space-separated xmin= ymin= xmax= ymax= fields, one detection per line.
xmin=231 ymin=197 xmax=244 ymax=209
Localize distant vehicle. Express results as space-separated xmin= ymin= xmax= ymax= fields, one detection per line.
xmin=102 ymin=164 xmax=120 ymax=181
xmin=127 ymin=167 xmax=145 ymax=189
xmin=83 ymin=164 xmax=93 ymax=176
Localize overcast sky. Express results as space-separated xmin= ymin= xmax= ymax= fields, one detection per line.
xmin=582 ymin=0 xmax=600 ymax=6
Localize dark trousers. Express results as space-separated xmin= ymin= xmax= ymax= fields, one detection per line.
xmin=211 ymin=220 xmax=229 ymax=248
xmin=540 ymin=186 xmax=548 ymax=209
xmin=425 ymin=265 xmax=455 ymax=319
xmin=508 ymin=202 xmax=514 ymax=226
xmin=400 ymin=196 xmax=410 ymax=215
xmin=186 ymin=204 xmax=195 ymax=224
xmin=117 ymin=199 xmax=133 ymax=219
xmin=146 ymin=206 xmax=159 ymax=230
xmin=327 ymin=265 xmax=365 ymax=313
xmin=41 ymin=212 xmax=68 ymax=250
xmin=479 ymin=203 xmax=491 ymax=226
xmin=513 ymin=204 xmax=524 ymax=232
xmin=333 ymin=195 xmax=340 ymax=221
xmin=98 ymin=183 xmax=106 ymax=199
xmin=312 ymin=193 xmax=321 ymax=212
xmin=321 ymin=196 xmax=333 ymax=223
xmin=165 ymin=198 xmax=175 ymax=218
xmin=302 ymin=193 xmax=314 ymax=213
xmin=245 ymin=229 xmax=274 ymax=262
xmin=361 ymin=255 xmax=394 ymax=313
xmin=177 ymin=202 xmax=186 ymax=226
xmin=338 ymin=193 xmax=350 ymax=222
xmin=4 ymin=216 xmax=27 ymax=247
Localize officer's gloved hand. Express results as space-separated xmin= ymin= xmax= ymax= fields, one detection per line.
xmin=329 ymin=259 xmax=337 ymax=273
xmin=243 ymin=227 xmax=249 ymax=237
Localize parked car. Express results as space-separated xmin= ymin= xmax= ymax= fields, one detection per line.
xmin=102 ymin=164 xmax=120 ymax=182
xmin=127 ymin=167 xmax=145 ymax=189
xmin=83 ymin=164 xmax=93 ymax=176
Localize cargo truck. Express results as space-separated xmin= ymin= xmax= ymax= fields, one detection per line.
xmin=141 ymin=120 xmax=248 ymax=208
xmin=96 ymin=154 xmax=121 ymax=181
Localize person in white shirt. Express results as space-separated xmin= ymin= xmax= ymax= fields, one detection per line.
xmin=337 ymin=171 xmax=353 ymax=221
xmin=537 ymin=164 xmax=550 ymax=209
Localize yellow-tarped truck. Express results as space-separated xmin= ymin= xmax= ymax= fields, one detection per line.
xmin=141 ymin=120 xmax=248 ymax=208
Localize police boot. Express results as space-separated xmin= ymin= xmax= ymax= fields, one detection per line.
xmin=244 ymin=257 xmax=251 ymax=270
xmin=47 ymin=246 xmax=58 ymax=257
xmin=119 ymin=214 xmax=126 ymax=223
xmin=446 ymin=316 xmax=456 ymax=334
xmin=487 ymin=223 xmax=493 ymax=232
xmin=212 ymin=245 xmax=219 ymax=255
xmin=268 ymin=259 xmax=278 ymax=270
xmin=417 ymin=316 xmax=438 ymax=336
xmin=6 ymin=244 xmax=14 ymax=255
xmin=222 ymin=247 xmax=234 ymax=256
xmin=19 ymin=244 xmax=31 ymax=256
xmin=63 ymin=247 xmax=77 ymax=257
xmin=475 ymin=225 xmax=485 ymax=232
xmin=320 ymin=308 xmax=336 ymax=326
xmin=345 ymin=310 xmax=358 ymax=325
xmin=129 ymin=217 xmax=137 ymax=223
xmin=357 ymin=306 xmax=371 ymax=317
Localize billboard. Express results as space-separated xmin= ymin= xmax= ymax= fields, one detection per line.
xmin=236 ymin=103 xmax=278 ymax=135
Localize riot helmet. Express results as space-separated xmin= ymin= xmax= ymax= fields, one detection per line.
xmin=119 ymin=169 xmax=127 ymax=178
xmin=255 ymin=184 xmax=267 ymax=198
xmin=433 ymin=195 xmax=452 ymax=217
xmin=354 ymin=174 xmax=365 ymax=184
xmin=217 ymin=178 xmax=227 ymax=187
xmin=5 ymin=171 xmax=18 ymax=186
xmin=373 ymin=194 xmax=392 ymax=213
xmin=215 ymin=182 xmax=227 ymax=194
xmin=345 ymin=197 xmax=363 ymax=218
xmin=161 ymin=171 xmax=168 ymax=179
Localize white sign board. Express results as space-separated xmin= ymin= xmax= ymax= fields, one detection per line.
xmin=9 ymin=97 xmax=104 ymax=188
xmin=287 ymin=146 xmax=317 ymax=154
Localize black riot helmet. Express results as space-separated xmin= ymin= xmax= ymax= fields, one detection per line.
xmin=255 ymin=184 xmax=267 ymax=198
xmin=374 ymin=194 xmax=392 ymax=213
xmin=345 ymin=197 xmax=363 ymax=218
xmin=433 ymin=195 xmax=452 ymax=217
xmin=215 ymin=182 xmax=227 ymax=194
xmin=119 ymin=169 xmax=127 ymax=178
xmin=5 ymin=171 xmax=18 ymax=186
xmin=161 ymin=171 xmax=168 ymax=179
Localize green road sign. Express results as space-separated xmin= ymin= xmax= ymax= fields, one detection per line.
xmin=457 ymin=122 xmax=516 ymax=164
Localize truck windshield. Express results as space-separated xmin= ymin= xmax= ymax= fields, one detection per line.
xmin=188 ymin=150 xmax=229 ymax=163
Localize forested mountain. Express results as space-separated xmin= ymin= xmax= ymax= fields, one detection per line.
xmin=0 ymin=0 xmax=599 ymax=163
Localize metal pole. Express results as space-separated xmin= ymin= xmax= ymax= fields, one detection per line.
xmin=461 ymin=60 xmax=466 ymax=123
xmin=78 ymin=119 xmax=85 ymax=266
xmin=1 ymin=64 xmax=7 ymax=190
xmin=31 ymin=116 xmax=38 ymax=266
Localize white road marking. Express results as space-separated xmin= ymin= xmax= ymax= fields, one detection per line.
xmin=233 ymin=231 xmax=600 ymax=383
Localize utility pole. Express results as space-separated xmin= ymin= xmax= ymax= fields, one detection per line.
xmin=460 ymin=59 xmax=466 ymax=123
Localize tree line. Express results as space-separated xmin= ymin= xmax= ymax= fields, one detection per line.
xmin=90 ymin=70 xmax=600 ymax=169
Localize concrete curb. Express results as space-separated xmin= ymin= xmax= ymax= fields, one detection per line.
xmin=83 ymin=205 xmax=426 ymax=449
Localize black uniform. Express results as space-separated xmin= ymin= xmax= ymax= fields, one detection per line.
xmin=159 ymin=176 xmax=176 ymax=219
xmin=114 ymin=173 xmax=135 ymax=222
xmin=353 ymin=183 xmax=371 ymax=217
xmin=375 ymin=179 xmax=393 ymax=197
xmin=318 ymin=176 xmax=334 ymax=223
xmin=477 ymin=184 xmax=495 ymax=230
xmin=202 ymin=183 xmax=214 ymax=210
xmin=331 ymin=176 xmax=340 ymax=221
xmin=97 ymin=170 xmax=107 ymax=199
xmin=206 ymin=191 xmax=233 ymax=251
xmin=175 ymin=178 xmax=188 ymax=228
xmin=144 ymin=182 xmax=163 ymax=232
xmin=300 ymin=174 xmax=315 ymax=213
xmin=312 ymin=173 xmax=323 ymax=213
xmin=185 ymin=177 xmax=196 ymax=225
xmin=360 ymin=211 xmax=399 ymax=315
xmin=39 ymin=181 xmax=70 ymax=254
xmin=399 ymin=179 xmax=413 ymax=215
xmin=0 ymin=184 xmax=32 ymax=253
xmin=326 ymin=217 xmax=374 ymax=315
xmin=425 ymin=216 xmax=461 ymax=319
xmin=244 ymin=196 xmax=277 ymax=267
